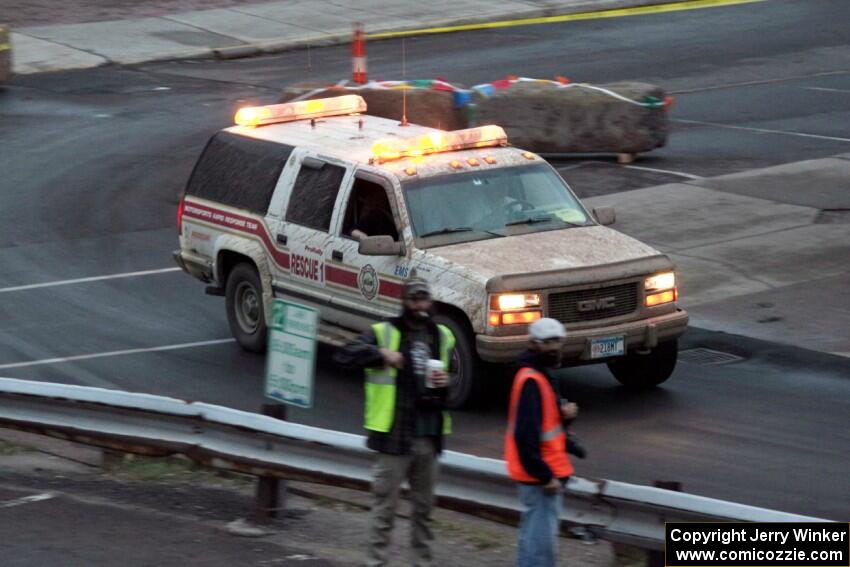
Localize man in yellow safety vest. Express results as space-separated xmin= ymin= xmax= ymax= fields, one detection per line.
xmin=334 ymin=277 xmax=455 ymax=567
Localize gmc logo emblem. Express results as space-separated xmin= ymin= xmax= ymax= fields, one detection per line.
xmin=577 ymin=296 xmax=616 ymax=312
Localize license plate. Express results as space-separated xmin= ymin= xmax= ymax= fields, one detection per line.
xmin=590 ymin=336 xmax=625 ymax=359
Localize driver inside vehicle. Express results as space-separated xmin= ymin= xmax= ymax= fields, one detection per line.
xmin=348 ymin=182 xmax=399 ymax=242
xmin=404 ymin=163 xmax=592 ymax=243
xmin=471 ymin=183 xmax=530 ymax=227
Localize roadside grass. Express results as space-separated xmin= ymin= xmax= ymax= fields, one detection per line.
xmin=613 ymin=543 xmax=649 ymax=567
xmin=433 ymin=517 xmax=505 ymax=551
xmin=87 ymin=452 xmax=519 ymax=556
xmin=309 ymin=494 xmax=368 ymax=513
xmin=0 ymin=440 xmax=33 ymax=455
xmin=103 ymin=454 xmax=251 ymax=487
xmin=288 ymin=486 xmax=505 ymax=551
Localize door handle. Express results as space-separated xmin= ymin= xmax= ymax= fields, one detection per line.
xmin=276 ymin=234 xmax=287 ymax=245
xmin=332 ymin=250 xmax=343 ymax=261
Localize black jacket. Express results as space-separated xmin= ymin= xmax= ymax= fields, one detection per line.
xmin=333 ymin=316 xmax=448 ymax=455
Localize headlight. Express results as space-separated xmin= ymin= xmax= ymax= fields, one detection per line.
xmin=646 ymin=289 xmax=677 ymax=307
xmin=645 ymin=272 xmax=678 ymax=307
xmin=489 ymin=310 xmax=542 ymax=326
xmin=490 ymin=293 xmax=541 ymax=311
xmin=488 ymin=293 xmax=542 ymax=327
xmin=645 ymin=272 xmax=676 ymax=292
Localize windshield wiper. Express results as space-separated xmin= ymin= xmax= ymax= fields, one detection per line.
xmin=505 ymin=215 xmax=554 ymax=227
xmin=419 ymin=226 xmax=473 ymax=238
xmin=505 ymin=214 xmax=585 ymax=229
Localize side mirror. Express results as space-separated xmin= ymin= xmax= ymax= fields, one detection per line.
xmin=593 ymin=206 xmax=616 ymax=226
xmin=359 ymin=235 xmax=403 ymax=256
xmin=301 ymin=157 xmax=325 ymax=170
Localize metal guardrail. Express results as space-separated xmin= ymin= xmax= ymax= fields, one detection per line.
xmin=0 ymin=377 xmax=828 ymax=550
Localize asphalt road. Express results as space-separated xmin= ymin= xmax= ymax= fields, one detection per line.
xmin=1 ymin=0 xmax=848 ymax=519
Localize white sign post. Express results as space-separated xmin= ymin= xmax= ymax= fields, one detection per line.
xmin=265 ymin=299 xmax=318 ymax=408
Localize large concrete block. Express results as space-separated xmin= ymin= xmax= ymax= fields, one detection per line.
xmin=280 ymin=80 xmax=669 ymax=157
xmin=474 ymin=81 xmax=669 ymax=155
xmin=0 ymin=26 xmax=10 ymax=82
xmin=280 ymin=84 xmax=467 ymax=131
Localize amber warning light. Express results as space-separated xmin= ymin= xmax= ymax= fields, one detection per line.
xmin=370 ymin=125 xmax=508 ymax=164
xmin=234 ymin=95 xmax=367 ymax=127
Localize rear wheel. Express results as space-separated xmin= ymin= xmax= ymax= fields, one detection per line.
xmin=433 ymin=313 xmax=479 ymax=409
xmin=607 ymin=340 xmax=678 ymax=389
xmin=225 ymin=262 xmax=267 ymax=353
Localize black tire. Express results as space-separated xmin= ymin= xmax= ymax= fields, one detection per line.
xmin=607 ymin=340 xmax=678 ymax=389
xmin=225 ymin=262 xmax=267 ymax=353
xmin=433 ymin=313 xmax=479 ymax=409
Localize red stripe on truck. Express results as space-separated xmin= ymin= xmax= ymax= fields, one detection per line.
xmin=328 ymin=264 xmax=402 ymax=301
xmin=379 ymin=279 xmax=402 ymax=299
xmin=182 ymin=200 xmax=291 ymax=270
xmin=183 ymin=200 xmax=402 ymax=302
xmin=325 ymin=264 xmax=358 ymax=288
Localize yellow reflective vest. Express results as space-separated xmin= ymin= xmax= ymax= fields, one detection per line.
xmin=364 ymin=321 xmax=454 ymax=435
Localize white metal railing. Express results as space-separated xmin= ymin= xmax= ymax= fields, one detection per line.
xmin=0 ymin=377 xmax=828 ymax=550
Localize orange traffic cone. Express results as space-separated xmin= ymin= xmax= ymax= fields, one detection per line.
xmin=352 ymin=23 xmax=367 ymax=84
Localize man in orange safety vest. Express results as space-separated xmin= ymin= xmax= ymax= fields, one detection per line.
xmin=505 ymin=318 xmax=578 ymax=567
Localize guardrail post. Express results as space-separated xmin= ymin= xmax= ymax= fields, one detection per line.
xmin=254 ymin=403 xmax=288 ymax=524
xmin=647 ymin=480 xmax=682 ymax=567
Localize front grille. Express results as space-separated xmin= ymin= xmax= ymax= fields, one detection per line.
xmin=548 ymin=282 xmax=638 ymax=323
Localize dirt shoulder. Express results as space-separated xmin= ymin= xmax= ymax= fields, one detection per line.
xmin=0 ymin=429 xmax=616 ymax=566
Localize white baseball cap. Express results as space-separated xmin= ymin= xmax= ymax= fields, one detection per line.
xmin=529 ymin=318 xmax=567 ymax=341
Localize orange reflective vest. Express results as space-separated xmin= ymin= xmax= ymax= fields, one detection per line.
xmin=504 ymin=367 xmax=574 ymax=482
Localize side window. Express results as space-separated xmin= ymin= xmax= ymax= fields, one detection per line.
xmin=185 ymin=132 xmax=293 ymax=214
xmin=285 ymin=160 xmax=345 ymax=232
xmin=341 ymin=178 xmax=399 ymax=242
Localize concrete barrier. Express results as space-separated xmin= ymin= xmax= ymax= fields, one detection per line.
xmin=280 ymin=84 xmax=466 ymax=131
xmin=280 ymin=79 xmax=669 ymax=160
xmin=474 ymin=81 xmax=669 ymax=159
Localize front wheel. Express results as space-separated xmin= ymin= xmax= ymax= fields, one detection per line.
xmin=607 ymin=340 xmax=678 ymax=389
xmin=225 ymin=262 xmax=268 ymax=353
xmin=432 ymin=313 xmax=479 ymax=409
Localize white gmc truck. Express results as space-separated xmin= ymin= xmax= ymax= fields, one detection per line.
xmin=174 ymin=95 xmax=688 ymax=407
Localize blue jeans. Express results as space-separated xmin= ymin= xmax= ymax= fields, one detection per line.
xmin=517 ymin=484 xmax=562 ymax=567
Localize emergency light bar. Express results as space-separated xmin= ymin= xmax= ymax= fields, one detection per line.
xmin=234 ymin=95 xmax=367 ymax=127
xmin=370 ymin=125 xmax=508 ymax=164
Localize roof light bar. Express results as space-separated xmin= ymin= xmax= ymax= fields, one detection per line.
xmin=234 ymin=95 xmax=367 ymax=127
xmin=370 ymin=125 xmax=508 ymax=164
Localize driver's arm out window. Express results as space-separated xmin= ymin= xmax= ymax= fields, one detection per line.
xmin=341 ymin=178 xmax=399 ymax=241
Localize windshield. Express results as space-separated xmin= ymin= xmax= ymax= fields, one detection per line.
xmin=402 ymin=163 xmax=592 ymax=246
